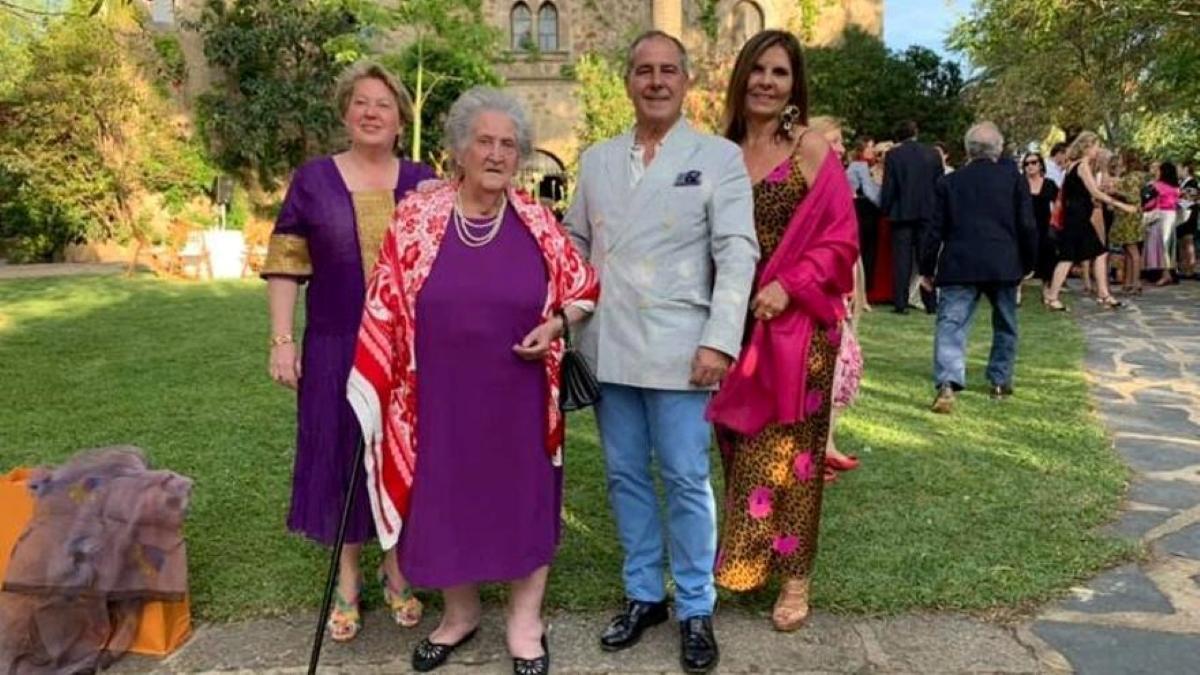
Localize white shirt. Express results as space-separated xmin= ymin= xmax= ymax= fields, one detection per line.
xmin=1046 ymin=159 xmax=1065 ymax=187
xmin=628 ymin=123 xmax=679 ymax=187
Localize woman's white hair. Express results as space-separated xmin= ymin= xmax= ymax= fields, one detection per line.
xmin=443 ymin=86 xmax=534 ymax=165
xmin=964 ymin=121 xmax=1004 ymax=161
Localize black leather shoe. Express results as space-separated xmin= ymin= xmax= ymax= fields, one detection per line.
xmin=679 ymin=615 xmax=719 ymax=674
xmin=599 ymin=599 xmax=669 ymax=651
xmin=512 ymin=633 xmax=549 ymax=675
xmin=412 ymin=628 xmax=477 ymax=672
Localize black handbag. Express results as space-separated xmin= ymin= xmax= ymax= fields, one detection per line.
xmin=558 ymin=310 xmax=600 ymax=411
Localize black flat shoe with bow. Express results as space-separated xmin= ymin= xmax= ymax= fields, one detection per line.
xmin=412 ymin=627 xmax=478 ymax=672
xmin=512 ymin=633 xmax=550 ymax=675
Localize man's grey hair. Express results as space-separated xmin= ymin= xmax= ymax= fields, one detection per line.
xmin=624 ymin=30 xmax=690 ymax=78
xmin=443 ymin=86 xmax=534 ymax=163
xmin=964 ymin=121 xmax=1004 ymax=161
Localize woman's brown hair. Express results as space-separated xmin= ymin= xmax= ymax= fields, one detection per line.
xmin=722 ymin=30 xmax=808 ymax=144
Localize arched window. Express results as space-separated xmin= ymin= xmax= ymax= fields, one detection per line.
xmin=537 ymin=3 xmax=559 ymax=52
xmin=511 ymin=2 xmax=533 ymax=51
xmin=730 ymin=1 xmax=764 ymax=48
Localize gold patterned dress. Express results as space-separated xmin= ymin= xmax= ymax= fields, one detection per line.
xmin=715 ymin=156 xmax=840 ymax=591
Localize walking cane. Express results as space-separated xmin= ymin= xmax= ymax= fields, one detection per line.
xmin=307 ymin=435 xmax=366 ymax=675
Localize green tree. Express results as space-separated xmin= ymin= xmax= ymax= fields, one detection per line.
xmin=572 ymin=53 xmax=633 ymax=150
xmin=369 ymin=0 xmax=504 ymax=164
xmin=0 ymin=4 xmax=214 ymax=260
xmin=191 ymin=0 xmax=364 ymax=188
xmin=807 ymin=28 xmax=972 ymax=149
xmin=950 ymin=0 xmax=1181 ymax=146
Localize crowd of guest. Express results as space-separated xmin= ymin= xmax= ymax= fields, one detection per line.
xmin=843 ymin=127 xmax=1197 ymax=316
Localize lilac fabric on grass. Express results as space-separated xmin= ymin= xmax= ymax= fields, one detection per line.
xmin=398 ymin=207 xmax=560 ymax=588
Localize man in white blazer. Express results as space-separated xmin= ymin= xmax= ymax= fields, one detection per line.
xmin=564 ymin=30 xmax=759 ymax=674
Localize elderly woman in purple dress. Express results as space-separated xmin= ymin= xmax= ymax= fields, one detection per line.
xmin=261 ymin=61 xmax=434 ymax=642
xmin=348 ymin=87 xmax=599 ymax=675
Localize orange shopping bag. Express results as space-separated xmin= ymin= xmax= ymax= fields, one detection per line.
xmin=0 ymin=467 xmax=192 ymax=657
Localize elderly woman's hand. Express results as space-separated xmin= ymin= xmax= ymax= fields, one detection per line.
xmin=513 ymin=316 xmax=565 ymax=361
xmin=269 ymin=343 xmax=301 ymax=390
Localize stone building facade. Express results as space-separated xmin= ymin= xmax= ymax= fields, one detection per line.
xmin=487 ymin=0 xmax=884 ymax=173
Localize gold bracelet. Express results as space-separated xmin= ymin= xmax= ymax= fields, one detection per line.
xmin=270 ymin=334 xmax=294 ymax=347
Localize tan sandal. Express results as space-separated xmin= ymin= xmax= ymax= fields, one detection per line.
xmin=327 ymin=583 xmax=362 ymax=642
xmin=379 ymin=566 xmax=423 ymax=627
xmin=772 ymin=577 xmax=811 ymax=632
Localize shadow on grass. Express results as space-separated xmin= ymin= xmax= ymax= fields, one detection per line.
xmin=0 ymin=276 xmax=1133 ymax=621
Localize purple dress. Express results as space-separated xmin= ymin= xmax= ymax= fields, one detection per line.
xmin=398 ymin=206 xmax=561 ymax=588
xmin=264 ymin=156 xmax=435 ymax=546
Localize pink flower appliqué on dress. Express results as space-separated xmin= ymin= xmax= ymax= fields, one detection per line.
xmin=772 ymin=534 xmax=801 ymax=556
xmin=793 ymin=451 xmax=816 ymax=482
xmin=804 ymin=389 xmax=825 ymax=416
xmin=748 ymin=486 xmax=774 ymax=520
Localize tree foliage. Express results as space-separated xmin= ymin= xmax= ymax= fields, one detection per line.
xmin=950 ymin=0 xmax=1200 ymax=152
xmin=807 ymin=28 xmax=973 ymax=150
xmin=0 ymin=4 xmax=214 ymax=261
xmin=189 ymin=0 xmax=502 ymax=180
xmin=572 ymin=53 xmax=633 ymax=152
xmin=370 ymin=0 xmax=504 ymax=164
xmin=191 ymin=0 xmax=364 ymax=189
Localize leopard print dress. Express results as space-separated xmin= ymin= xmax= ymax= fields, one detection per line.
xmin=714 ymin=154 xmax=840 ymax=591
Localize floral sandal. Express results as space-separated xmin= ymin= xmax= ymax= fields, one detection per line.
xmin=379 ymin=566 xmax=424 ymax=627
xmin=327 ymin=582 xmax=363 ymax=642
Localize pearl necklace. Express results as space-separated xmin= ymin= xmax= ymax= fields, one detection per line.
xmin=453 ymin=193 xmax=506 ymax=248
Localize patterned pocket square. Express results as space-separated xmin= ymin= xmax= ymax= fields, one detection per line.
xmin=674 ymin=170 xmax=703 ymax=187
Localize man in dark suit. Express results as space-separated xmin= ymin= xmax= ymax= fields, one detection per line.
xmin=881 ymin=120 xmax=943 ymax=313
xmin=919 ymin=121 xmax=1037 ymax=414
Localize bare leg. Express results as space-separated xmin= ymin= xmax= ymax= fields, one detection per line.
xmin=338 ymin=543 xmax=363 ymax=600
xmin=506 ymin=565 xmax=549 ymax=659
xmin=1182 ymin=235 xmax=1196 ymax=277
xmin=430 ymin=583 xmax=482 ymax=644
xmin=1080 ymin=262 xmax=1093 ymax=294
xmin=1093 ymin=254 xmax=1114 ymax=299
xmin=1126 ymin=244 xmax=1143 ymax=291
xmin=1046 ymin=261 xmax=1073 ymax=302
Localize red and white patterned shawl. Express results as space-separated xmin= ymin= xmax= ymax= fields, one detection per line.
xmin=347 ymin=183 xmax=600 ymax=550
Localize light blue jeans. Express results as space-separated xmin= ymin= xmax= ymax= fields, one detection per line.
xmin=594 ymin=383 xmax=717 ymax=620
xmin=934 ymin=283 xmax=1019 ymax=390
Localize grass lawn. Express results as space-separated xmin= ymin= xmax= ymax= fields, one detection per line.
xmin=0 ymin=275 xmax=1132 ymax=621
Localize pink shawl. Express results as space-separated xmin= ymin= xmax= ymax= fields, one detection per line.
xmin=706 ymin=151 xmax=859 ymax=436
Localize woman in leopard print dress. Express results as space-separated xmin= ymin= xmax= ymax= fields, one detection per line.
xmin=707 ymin=31 xmax=859 ymax=632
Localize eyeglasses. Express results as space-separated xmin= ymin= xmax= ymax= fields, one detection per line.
xmin=1023 ymin=161 xmax=1040 ymax=167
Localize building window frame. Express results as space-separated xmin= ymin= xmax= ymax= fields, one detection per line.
xmin=536 ymin=2 xmax=559 ymax=52
xmin=511 ymin=2 xmax=534 ymax=51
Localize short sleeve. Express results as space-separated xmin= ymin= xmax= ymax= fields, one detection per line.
xmin=261 ymin=165 xmax=314 ymax=280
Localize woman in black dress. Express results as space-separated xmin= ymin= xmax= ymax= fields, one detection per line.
xmin=1042 ymin=132 xmax=1137 ymax=311
xmin=1022 ymin=152 xmax=1060 ymax=301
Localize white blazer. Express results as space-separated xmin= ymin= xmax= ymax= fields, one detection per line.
xmin=564 ymin=119 xmax=760 ymax=390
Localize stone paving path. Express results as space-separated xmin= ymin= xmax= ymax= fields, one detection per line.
xmin=1028 ymin=283 xmax=1200 ymax=674
xmin=110 ymin=283 xmax=1199 ymax=674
